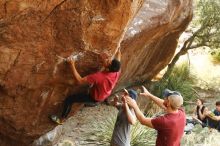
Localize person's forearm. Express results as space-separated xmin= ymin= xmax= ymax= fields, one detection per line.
xmin=214 ymin=116 xmax=220 ymax=121
xmin=125 ymin=103 xmax=136 ymax=125
xmin=133 ymin=104 xmax=145 ymax=123
xmin=211 ymin=116 xmax=220 ymax=121
xmin=114 ymin=49 xmax=121 ymax=61
xmin=145 ymin=94 xmax=166 ymax=109
xmin=132 ymin=104 xmax=153 ymax=128
xmin=69 ymin=62 xmax=83 ymax=84
xmin=109 ymin=100 xmax=121 ymax=107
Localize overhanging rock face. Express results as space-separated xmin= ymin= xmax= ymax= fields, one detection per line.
xmin=0 ymin=0 xmax=192 ymax=145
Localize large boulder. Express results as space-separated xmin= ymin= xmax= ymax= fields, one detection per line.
xmin=0 ymin=0 xmax=192 ymax=145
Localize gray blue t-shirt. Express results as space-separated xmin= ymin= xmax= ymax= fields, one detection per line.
xmin=111 ymin=106 xmax=135 ymax=146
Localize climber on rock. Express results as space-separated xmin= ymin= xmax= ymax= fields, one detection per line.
xmin=50 ymin=49 xmax=121 ymax=124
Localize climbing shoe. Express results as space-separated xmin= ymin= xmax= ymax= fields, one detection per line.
xmin=49 ymin=115 xmax=63 ymax=125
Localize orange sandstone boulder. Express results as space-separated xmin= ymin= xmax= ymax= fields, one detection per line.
xmin=0 ymin=0 xmax=192 ymax=145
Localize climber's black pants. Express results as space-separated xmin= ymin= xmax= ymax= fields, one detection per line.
xmin=61 ymin=93 xmax=96 ymax=118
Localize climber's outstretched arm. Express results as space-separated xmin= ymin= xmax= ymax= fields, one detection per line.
xmin=68 ymin=60 xmax=88 ymax=85
xmin=114 ymin=49 xmax=121 ymax=61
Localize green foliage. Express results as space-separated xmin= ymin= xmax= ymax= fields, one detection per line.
xmin=190 ymin=0 xmax=220 ymax=49
xmin=151 ymin=62 xmax=197 ymax=102
xmin=85 ymin=110 xmax=156 ymax=146
xmin=163 ymin=0 xmax=220 ymax=83
xmin=85 ymin=111 xmax=117 ymax=145
xmin=210 ymin=49 xmax=220 ymax=64
xmin=130 ymin=122 xmax=156 ymax=146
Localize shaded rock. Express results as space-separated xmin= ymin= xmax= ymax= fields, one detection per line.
xmin=119 ymin=0 xmax=193 ymax=86
xmin=33 ymin=125 xmax=63 ymax=146
xmin=0 ymin=0 xmax=192 ymax=145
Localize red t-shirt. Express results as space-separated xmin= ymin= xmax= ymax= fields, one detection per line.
xmin=151 ymin=108 xmax=186 ymax=146
xmin=86 ymin=71 xmax=120 ymax=102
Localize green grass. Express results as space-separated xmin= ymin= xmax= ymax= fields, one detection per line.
xmin=84 ymin=110 xmax=156 ymax=146
xmin=130 ymin=122 xmax=156 ymax=146
xmin=150 ymin=62 xmax=198 ymax=103
xmin=84 ymin=111 xmax=116 ymax=145
xmin=210 ymin=49 xmax=220 ymax=64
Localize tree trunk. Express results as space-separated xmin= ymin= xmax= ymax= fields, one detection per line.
xmin=162 ymin=36 xmax=195 ymax=79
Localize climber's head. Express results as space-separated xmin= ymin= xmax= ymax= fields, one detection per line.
xmin=108 ymin=59 xmax=121 ymax=72
xmin=100 ymin=53 xmax=120 ymax=72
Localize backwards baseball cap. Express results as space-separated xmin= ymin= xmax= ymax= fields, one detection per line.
xmin=127 ymin=89 xmax=138 ymax=101
xmin=163 ymin=89 xmax=183 ymax=109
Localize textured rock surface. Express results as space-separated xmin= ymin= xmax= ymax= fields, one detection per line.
xmin=0 ymin=0 xmax=192 ymax=145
